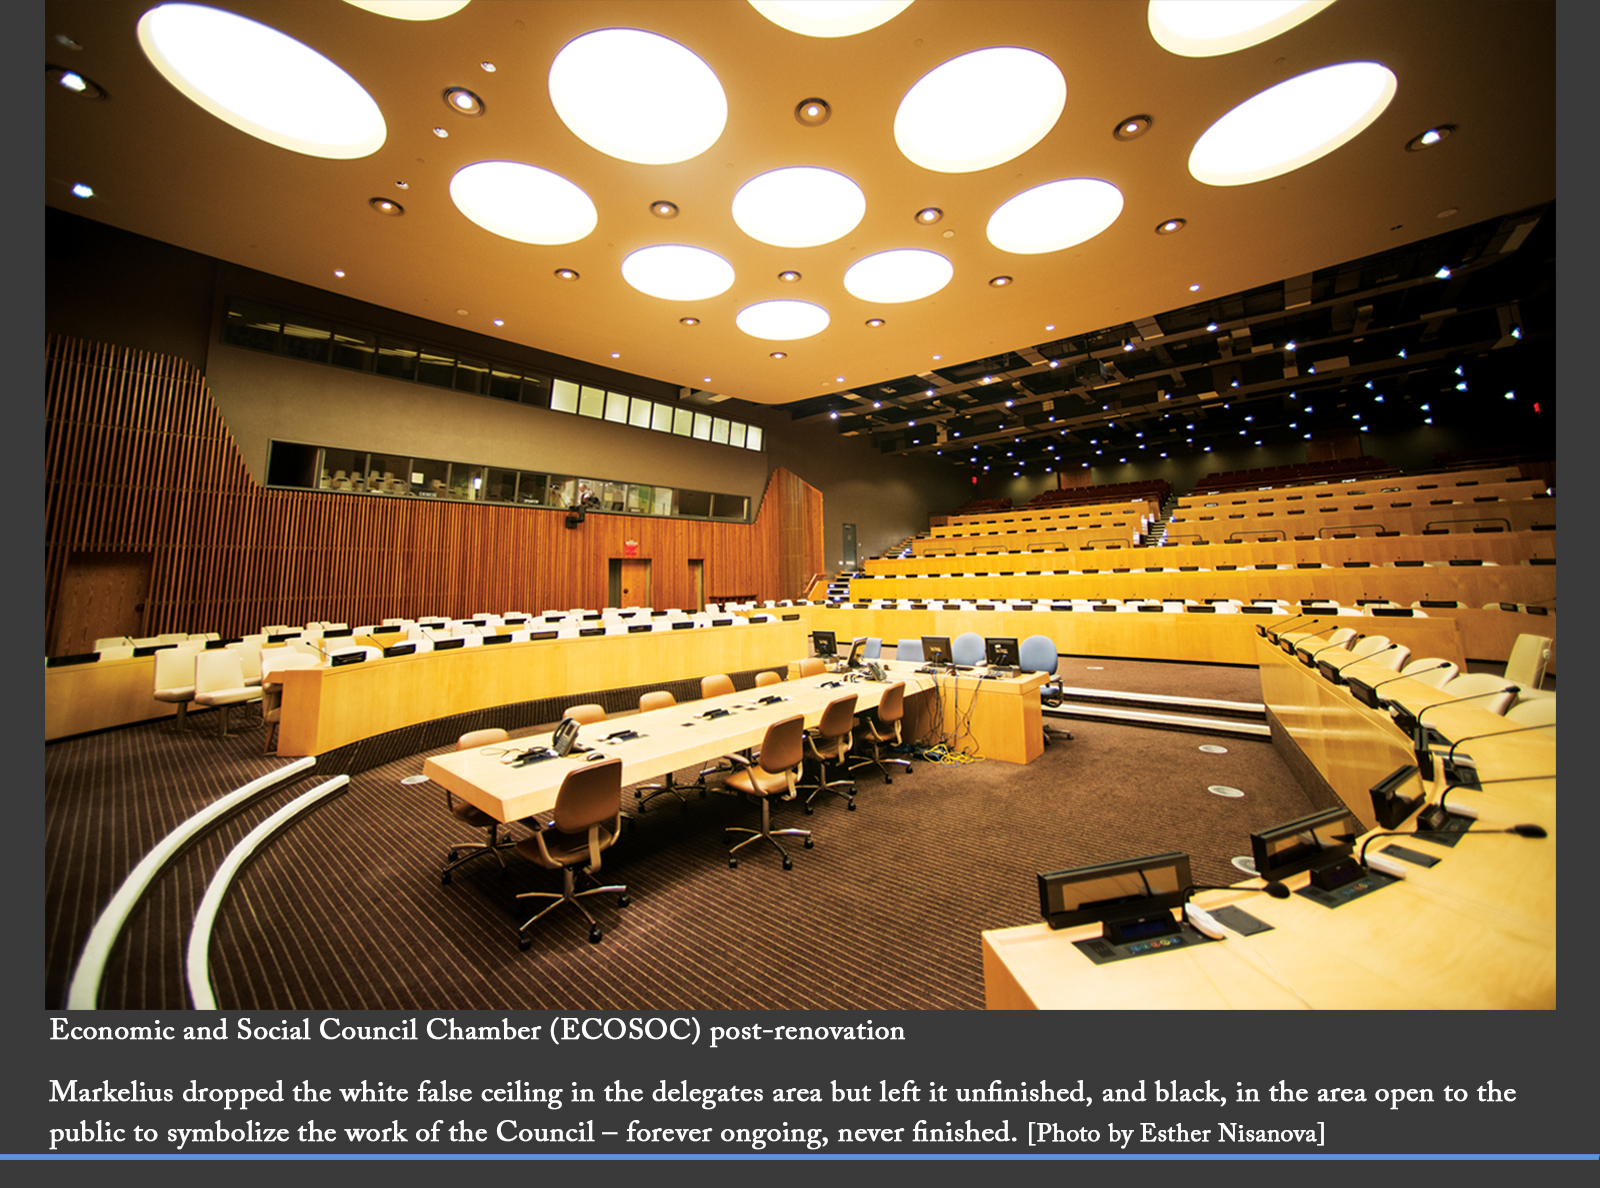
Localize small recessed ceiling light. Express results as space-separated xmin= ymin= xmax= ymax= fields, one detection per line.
xmin=829 ymin=411 xmax=838 ymax=419
xmin=70 ymin=182 xmax=93 ymax=198
xmin=1285 ymin=340 xmax=1296 ymax=351
xmin=55 ymin=33 xmax=83 ymax=50
xmin=555 ymin=268 xmax=579 ymax=281
xmin=932 ymin=356 xmax=941 ymax=362
xmin=369 ymin=197 xmax=404 ymax=215
xmin=916 ymin=207 xmax=944 ymax=224
xmin=704 ymin=377 xmax=711 ymax=383
xmin=395 ymin=181 xmax=409 ymax=190
xmin=49 ymin=65 xmax=105 ymax=99
xmin=908 ymin=420 xmax=916 ymax=426
xmin=1423 ymin=417 xmax=1433 ymax=425
xmin=651 ymin=200 xmax=679 ymax=218
xmin=778 ymin=270 xmax=801 ymax=283
xmin=989 ymin=275 xmax=1013 ymax=288
xmin=333 ymin=269 xmax=345 ymax=278
xmin=443 ymin=86 xmax=484 ymax=115
xmin=770 ymin=351 xmax=786 ymax=359
xmin=456 ymin=309 xmax=469 ymax=317
xmin=1155 ymin=217 xmax=1186 ymax=234
xmin=1435 ymin=265 xmax=1453 ymax=279
xmin=432 ymin=126 xmax=449 ymax=137
xmin=865 ymin=318 xmax=885 ymax=327
xmin=1206 ymin=321 xmax=1218 ymax=331
xmin=1398 ymin=348 xmax=1407 ymax=358
xmin=1407 ymin=123 xmax=1456 ymax=152
xmin=610 ymin=351 xmax=621 ymax=359
xmin=1511 ymin=326 xmax=1522 ymax=340
xmin=1123 ymin=341 xmax=1135 ymax=352
xmin=1113 ymin=114 xmax=1153 ymax=141
xmin=680 ymin=316 xmax=699 ymax=326
xmin=493 ymin=318 xmax=504 ymax=327
xmin=480 ymin=61 xmax=496 ymax=73
xmin=795 ymin=97 xmax=831 ymax=126
xmin=1190 ymin=283 xmax=1201 ymax=292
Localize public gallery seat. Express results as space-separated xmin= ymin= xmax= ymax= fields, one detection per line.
xmin=440 ymin=729 xmax=521 ymax=883
xmin=512 ymin=757 xmax=630 ymax=949
xmin=721 ymin=715 xmax=812 ymax=871
xmin=191 ymin=648 xmax=262 ymax=738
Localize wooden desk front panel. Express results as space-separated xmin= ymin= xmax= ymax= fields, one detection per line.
xmin=903 ymin=669 xmax=1045 ymax=764
xmin=276 ymin=621 xmax=807 ymax=756
xmin=46 ymin=656 xmax=177 ymax=740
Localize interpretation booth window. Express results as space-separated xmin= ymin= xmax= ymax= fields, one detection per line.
xmin=270 ymin=442 xmax=751 ymax=524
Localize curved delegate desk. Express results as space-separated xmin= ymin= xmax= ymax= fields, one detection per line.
xmin=980 ymin=633 xmax=1555 ymax=1009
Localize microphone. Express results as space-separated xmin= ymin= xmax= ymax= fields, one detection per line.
xmin=1277 ymin=620 xmax=1325 ymax=654
xmin=1358 ymin=823 xmax=1548 ymax=866
xmin=1299 ymin=632 xmax=1361 ymax=668
xmin=1178 ymin=882 xmax=1290 ymax=938
xmin=1438 ymin=722 xmax=1557 ymax=788
xmin=1403 ymin=686 xmax=1518 ymax=778
xmin=1348 ymin=662 xmax=1454 ymax=709
xmin=1318 ymin=641 xmax=1404 ymax=685
xmin=1427 ymin=769 xmax=1557 ymax=829
xmin=1258 ymin=613 xmax=1312 ymax=642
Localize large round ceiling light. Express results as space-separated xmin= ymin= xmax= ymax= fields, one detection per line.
xmin=137 ymin=3 xmax=386 ymax=159
xmin=1189 ymin=61 xmax=1397 ymax=186
xmin=449 ymin=161 xmax=598 ymax=244
xmin=731 ymin=167 xmax=866 ymax=248
xmin=843 ymin=249 xmax=953 ymax=303
xmin=736 ymin=300 xmax=831 ymax=340
xmin=343 ymin=0 xmax=471 ymax=19
xmin=748 ymin=0 xmax=914 ymax=38
xmin=621 ymin=245 xmax=736 ymax=301
xmin=894 ymin=47 xmax=1066 ymax=173
xmin=549 ymin=29 xmax=727 ymax=165
xmin=987 ymin=178 xmax=1124 ymax=254
xmin=1148 ymin=1 xmax=1336 ymax=57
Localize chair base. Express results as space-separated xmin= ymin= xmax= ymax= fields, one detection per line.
xmin=847 ymin=752 xmax=912 ymax=784
xmin=442 ymin=823 xmax=518 ymax=884
xmin=725 ymin=797 xmax=812 ymax=870
xmin=515 ymin=867 xmax=628 ymax=949
xmin=799 ymin=756 xmax=855 ymax=812
xmin=635 ymin=771 xmax=699 ymax=812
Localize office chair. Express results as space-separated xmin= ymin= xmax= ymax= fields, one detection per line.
xmin=796 ymin=658 xmax=826 ymax=677
xmin=847 ymin=681 xmax=911 ymax=783
xmin=440 ymin=729 xmax=521 ymax=884
xmin=1504 ymin=695 xmax=1556 ymax=727
xmin=1399 ymin=657 xmax=1458 ymax=689
xmin=951 ymin=632 xmax=985 ymax=667
xmin=563 ymin=703 xmax=606 ymax=726
xmin=1504 ymin=633 xmax=1553 ymax=690
xmin=513 ymin=757 xmax=629 ymax=948
xmin=799 ymin=693 xmax=858 ymax=812
xmin=862 ymin=638 xmax=882 ymax=660
xmin=721 ymin=714 xmax=812 ymax=870
xmin=701 ymin=673 xmax=735 ymax=699
xmin=634 ymin=691 xmax=694 ymax=812
xmin=894 ymin=638 xmax=923 ymax=664
xmin=191 ymin=648 xmax=262 ymax=737
xmin=754 ymin=670 xmax=783 ymax=687
xmin=1432 ymin=672 xmax=1517 ymax=715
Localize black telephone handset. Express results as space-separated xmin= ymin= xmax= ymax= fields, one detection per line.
xmin=552 ymin=717 xmax=580 ymax=757
xmin=864 ymin=661 xmax=887 ymax=681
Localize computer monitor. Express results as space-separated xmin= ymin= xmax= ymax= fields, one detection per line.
xmin=845 ymin=636 xmax=868 ymax=667
xmin=984 ymin=636 xmax=1018 ymax=668
xmin=1249 ymin=807 xmax=1361 ymax=883
xmin=323 ymin=627 xmax=353 ymax=638
xmin=921 ymin=635 xmax=952 ymax=666
xmin=382 ymin=643 xmax=416 ymax=658
xmin=481 ymin=633 xmax=512 ymax=645
xmin=1037 ymin=852 xmax=1192 ymax=937
xmin=812 ymin=630 xmax=837 ymax=658
xmin=1369 ymin=763 xmax=1424 ymax=830
xmin=628 ymin=623 xmax=652 ymax=633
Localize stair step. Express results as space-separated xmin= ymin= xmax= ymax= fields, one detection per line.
xmin=1044 ymin=702 xmax=1270 ymax=738
xmin=1054 ymin=686 xmax=1266 ymax=719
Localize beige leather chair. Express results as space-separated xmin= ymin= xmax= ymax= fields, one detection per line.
xmin=848 ymin=681 xmax=911 ymax=783
xmin=152 ymin=646 xmax=199 ymax=727
xmin=259 ymin=649 xmax=320 ymax=752
xmin=701 ymin=673 xmax=735 ymax=699
xmin=440 ymin=729 xmax=521 ymax=883
xmin=513 ymin=758 xmax=629 ymax=949
xmin=800 ymin=693 xmax=858 ymax=812
xmin=191 ymin=648 xmax=262 ymax=737
xmin=1505 ymin=633 xmax=1554 ymax=690
xmin=722 ymin=714 xmax=812 ymax=870
xmin=634 ymin=691 xmax=696 ymax=812
xmin=563 ymin=704 xmax=607 ymax=726
xmin=796 ymin=658 xmax=826 ymax=678
xmin=754 ymin=670 xmax=783 ymax=688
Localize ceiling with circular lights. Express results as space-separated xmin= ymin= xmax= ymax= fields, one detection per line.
xmin=47 ymin=0 xmax=1555 ymax=465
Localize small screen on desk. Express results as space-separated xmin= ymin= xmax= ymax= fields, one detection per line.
xmin=984 ymin=637 xmax=1018 ymax=667
xmin=1250 ymin=807 xmax=1360 ymax=881
xmin=1038 ymin=852 xmax=1191 ymax=930
xmin=812 ymin=630 xmax=837 ymax=657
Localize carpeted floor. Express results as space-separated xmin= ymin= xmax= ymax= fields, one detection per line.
xmin=45 ymin=662 xmax=1314 ymax=1011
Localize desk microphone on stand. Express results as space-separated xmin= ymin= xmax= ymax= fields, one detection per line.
xmin=1348 ymin=662 xmax=1453 ymax=710
xmin=1400 ymin=686 xmax=1518 ymax=778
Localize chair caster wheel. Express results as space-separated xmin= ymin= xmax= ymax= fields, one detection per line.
xmin=803 ymin=836 xmax=814 ymax=849
xmin=589 ymin=926 xmax=602 ymax=944
xmin=441 ymin=872 xmax=452 ymax=885
xmin=518 ymin=934 xmax=531 ymax=952
xmin=618 ymin=894 xmax=630 ymax=908
xmin=782 ymin=857 xmax=793 ymax=870
xmin=447 ymin=850 xmax=458 ymax=862
xmin=728 ymin=857 xmax=738 ymax=869
xmin=804 ymin=804 xmax=814 ymax=815
xmin=499 ymin=866 xmax=509 ymax=880
xmin=847 ymin=800 xmax=856 ymax=811
xmin=885 ymin=777 xmax=893 ymax=785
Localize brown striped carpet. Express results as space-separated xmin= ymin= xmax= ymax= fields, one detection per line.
xmin=45 ymin=662 xmax=1315 ymax=1011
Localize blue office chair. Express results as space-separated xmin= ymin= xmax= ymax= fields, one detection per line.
xmin=1019 ymin=634 xmax=1069 ymax=740
xmin=952 ymin=632 xmax=984 ymax=667
xmin=895 ymin=638 xmax=923 ymax=663
xmin=863 ymin=637 xmax=882 ymax=660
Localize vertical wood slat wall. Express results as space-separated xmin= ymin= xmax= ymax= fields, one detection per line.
xmin=46 ymin=335 xmax=825 ymax=643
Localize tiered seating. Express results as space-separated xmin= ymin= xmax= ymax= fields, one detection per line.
xmin=1024 ymin=479 xmax=1171 ymax=510
xmin=1192 ymin=455 xmax=1394 ymax=494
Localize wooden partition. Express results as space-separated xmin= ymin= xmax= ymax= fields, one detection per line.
xmin=45 ymin=335 xmax=824 ymax=651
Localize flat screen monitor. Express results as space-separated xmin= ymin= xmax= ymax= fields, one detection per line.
xmin=781 ymin=613 xmax=800 ymax=621
xmin=984 ymin=636 xmax=1018 ymax=668
xmin=845 ymin=636 xmax=868 ymax=667
xmin=134 ymin=644 xmax=175 ymax=657
xmin=482 ymin=633 xmax=512 ymax=645
xmin=628 ymin=623 xmax=652 ymax=633
xmin=266 ymin=632 xmax=297 ymax=644
xmin=812 ymin=630 xmax=837 ymax=658
xmin=921 ymin=635 xmax=952 ymax=666
xmin=578 ymin=626 xmax=604 ymax=637
xmin=671 ymin=620 xmax=694 ymax=630
xmin=1250 ymin=807 xmax=1361 ymax=883
xmin=330 ymin=650 xmax=365 ymax=666
xmin=47 ymin=653 xmax=98 ymax=667
xmin=712 ymin=618 xmax=733 ymax=627
xmin=582 ymin=612 xmax=603 ymax=621
xmin=1369 ymin=763 xmax=1424 ymax=830
xmin=323 ymin=627 xmax=354 ymax=638
xmin=382 ymin=643 xmax=416 ymax=658
xmin=1038 ymin=852 xmax=1192 ymax=933
xmin=528 ymin=630 xmax=558 ymax=641
xmin=432 ymin=637 xmax=465 ymax=651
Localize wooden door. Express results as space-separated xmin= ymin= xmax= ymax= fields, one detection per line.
xmin=619 ymin=558 xmax=652 ymax=608
xmin=52 ymin=551 xmax=152 ymax=655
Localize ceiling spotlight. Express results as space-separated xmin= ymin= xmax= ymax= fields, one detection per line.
xmin=55 ymin=33 xmax=83 ymax=50
xmin=432 ymin=126 xmax=449 ymax=138
xmin=1123 ymin=340 xmax=1135 ymax=352
xmin=829 ymin=411 xmax=838 ymax=419
xmin=480 ymin=61 xmax=496 ymax=72
xmin=493 ymin=318 xmax=504 ymax=327
xmin=1398 ymin=348 xmax=1408 ymax=358
xmin=989 ymin=275 xmax=1013 ymax=288
xmin=679 ymin=316 xmax=699 ymax=326
xmin=443 ymin=86 xmax=485 ymax=115
xmin=1206 ymin=321 xmax=1218 ymax=332
xmin=778 ymin=270 xmax=801 ymax=283
xmin=1189 ymin=283 xmax=1201 ymax=292
xmin=915 ymin=207 xmax=944 ymax=225
xmin=395 ymin=181 xmax=410 ymax=190
xmin=1511 ymin=326 xmax=1523 ymax=340
xmin=1435 ymin=266 xmax=1452 ymax=279
xmin=795 ymin=97 xmax=831 ymax=126
xmin=369 ymin=197 xmax=404 ymax=215
xmin=770 ymin=351 xmax=786 ymax=359
xmin=865 ymin=318 xmax=885 ymax=327
xmin=70 ymin=182 xmax=93 ymax=198
xmin=1113 ymin=114 xmax=1152 ymax=141
xmin=651 ymin=200 xmax=679 ymax=218
xmin=1285 ymin=340 xmax=1296 ymax=351
xmin=333 ymin=268 xmax=345 ymax=278
xmin=1406 ymin=123 xmax=1456 ymax=152
xmin=554 ymin=268 xmax=579 ymax=281
xmin=1155 ymin=217 xmax=1186 ymax=234
xmin=48 ymin=65 xmax=106 ymax=99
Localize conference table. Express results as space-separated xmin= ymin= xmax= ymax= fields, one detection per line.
xmin=980 ymin=632 xmax=1555 ymax=1009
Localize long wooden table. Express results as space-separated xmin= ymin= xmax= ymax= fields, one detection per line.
xmin=980 ymin=634 xmax=1555 ymax=1009
xmin=423 ymin=668 xmax=936 ymax=823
